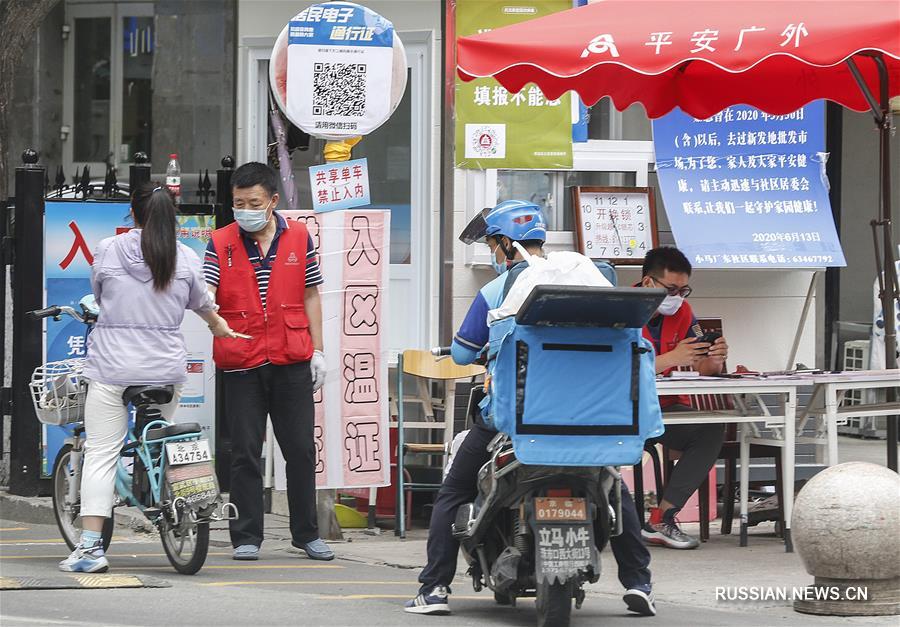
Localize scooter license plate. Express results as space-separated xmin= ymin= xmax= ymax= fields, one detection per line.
xmin=533 ymin=520 xmax=594 ymax=581
xmin=534 ymin=497 xmax=588 ymax=522
xmin=166 ymin=439 xmax=211 ymax=466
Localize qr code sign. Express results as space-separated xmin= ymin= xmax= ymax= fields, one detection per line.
xmin=312 ymin=62 xmax=367 ymax=117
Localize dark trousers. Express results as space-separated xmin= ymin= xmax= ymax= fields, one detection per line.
xmin=224 ymin=362 xmax=318 ymax=547
xmin=648 ymin=405 xmax=725 ymax=511
xmin=418 ymin=423 xmax=651 ymax=594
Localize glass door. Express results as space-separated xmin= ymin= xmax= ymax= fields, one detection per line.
xmin=63 ymin=2 xmax=154 ymax=180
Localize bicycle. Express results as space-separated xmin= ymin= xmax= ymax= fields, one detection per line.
xmin=28 ymin=299 xmax=237 ymax=574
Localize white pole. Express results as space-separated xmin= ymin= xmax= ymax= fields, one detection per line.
xmin=786 ymin=271 xmax=819 ymax=370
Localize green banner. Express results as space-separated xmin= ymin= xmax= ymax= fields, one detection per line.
xmin=455 ymin=0 xmax=573 ymax=169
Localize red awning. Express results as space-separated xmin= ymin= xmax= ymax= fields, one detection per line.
xmin=456 ymin=0 xmax=900 ymax=118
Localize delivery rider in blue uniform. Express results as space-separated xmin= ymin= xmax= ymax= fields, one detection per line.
xmin=404 ymin=200 xmax=656 ymax=617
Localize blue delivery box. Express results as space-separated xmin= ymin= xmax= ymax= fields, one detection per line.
xmin=484 ymin=286 xmax=666 ymax=467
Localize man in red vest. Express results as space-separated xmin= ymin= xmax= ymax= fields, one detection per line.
xmin=638 ymin=247 xmax=729 ymax=550
xmin=204 ymin=162 xmax=332 ymax=561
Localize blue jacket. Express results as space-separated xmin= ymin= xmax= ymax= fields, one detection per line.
xmin=451 ymin=263 xmax=526 ymax=365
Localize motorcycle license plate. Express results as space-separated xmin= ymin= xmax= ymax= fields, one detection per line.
xmin=534 ymin=497 xmax=588 ymax=522
xmin=532 ymin=497 xmax=594 ymax=582
xmin=166 ymin=439 xmax=211 ymax=466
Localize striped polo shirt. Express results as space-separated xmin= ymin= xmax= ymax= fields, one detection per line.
xmin=203 ymin=212 xmax=323 ymax=308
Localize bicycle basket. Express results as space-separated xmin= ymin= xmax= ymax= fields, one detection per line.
xmin=29 ymin=359 xmax=88 ymax=426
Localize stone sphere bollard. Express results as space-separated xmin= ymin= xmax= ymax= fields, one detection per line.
xmin=792 ymin=461 xmax=900 ymax=616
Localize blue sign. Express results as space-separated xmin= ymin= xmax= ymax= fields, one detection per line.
xmin=41 ymin=203 xmax=218 ymax=475
xmin=289 ymin=2 xmax=393 ymax=47
xmin=309 ymin=158 xmax=371 ymax=212
xmin=42 ymin=202 xmax=130 ymax=475
xmin=653 ymin=101 xmax=845 ymax=268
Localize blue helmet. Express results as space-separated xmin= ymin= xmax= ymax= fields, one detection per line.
xmin=459 ymin=200 xmax=547 ymax=245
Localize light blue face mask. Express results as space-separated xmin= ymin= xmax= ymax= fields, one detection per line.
xmin=490 ymin=243 xmax=508 ymax=275
xmin=233 ymin=200 xmax=273 ymax=233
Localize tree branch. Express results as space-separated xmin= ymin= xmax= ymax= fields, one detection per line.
xmin=0 ymin=0 xmax=60 ymax=200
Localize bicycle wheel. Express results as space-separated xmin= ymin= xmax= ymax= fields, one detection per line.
xmin=52 ymin=444 xmax=114 ymax=551
xmin=159 ymin=510 xmax=210 ymax=575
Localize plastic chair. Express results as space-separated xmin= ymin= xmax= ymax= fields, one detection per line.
xmin=395 ymin=349 xmax=484 ymax=538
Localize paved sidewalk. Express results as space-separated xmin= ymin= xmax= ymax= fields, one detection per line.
xmin=2 ymin=490 xmax=895 ymax=624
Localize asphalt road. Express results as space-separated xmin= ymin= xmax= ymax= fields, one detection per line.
xmin=0 ymin=519 xmax=893 ymax=627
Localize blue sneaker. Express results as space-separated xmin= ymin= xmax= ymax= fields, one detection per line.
xmin=292 ymin=538 xmax=334 ymax=561
xmin=233 ymin=544 xmax=260 ymax=560
xmin=59 ymin=543 xmax=109 ymax=573
xmin=623 ymin=585 xmax=656 ymax=616
xmin=404 ymin=585 xmax=450 ymax=615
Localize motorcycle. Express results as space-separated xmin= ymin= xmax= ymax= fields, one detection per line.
xmin=442 ymin=285 xmax=665 ymax=627
xmin=451 ymin=430 xmax=622 ymax=627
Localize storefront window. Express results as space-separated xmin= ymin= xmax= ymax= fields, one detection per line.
xmin=496 ymin=170 xmax=555 ymax=219
xmin=73 ymin=17 xmax=111 ymax=163
xmin=353 ymin=69 xmax=412 ymax=265
xmin=65 ymin=2 xmax=234 ymax=177
xmin=584 ymin=98 xmax=653 ymax=141
xmin=497 ymin=170 xmax=637 ymax=230
xmin=121 ymin=16 xmax=154 ymax=162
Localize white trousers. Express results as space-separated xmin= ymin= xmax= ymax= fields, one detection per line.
xmin=80 ymin=381 xmax=181 ymax=518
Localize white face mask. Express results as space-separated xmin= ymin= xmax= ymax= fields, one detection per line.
xmin=657 ymin=294 xmax=684 ymax=316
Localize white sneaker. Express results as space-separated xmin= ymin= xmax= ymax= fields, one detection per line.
xmin=59 ymin=543 xmax=109 ymax=573
xmin=624 ymin=587 xmax=657 ymax=616
xmin=404 ymin=585 xmax=451 ymax=615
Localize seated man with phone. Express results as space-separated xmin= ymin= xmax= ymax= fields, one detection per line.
xmin=637 ymin=247 xmax=729 ymax=550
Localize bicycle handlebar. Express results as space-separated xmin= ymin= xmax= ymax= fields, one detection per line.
xmin=27 ymin=306 xmax=63 ymax=320
xmin=27 ymin=305 xmax=87 ymax=323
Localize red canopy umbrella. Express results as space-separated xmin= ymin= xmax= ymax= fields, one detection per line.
xmin=457 ymin=0 xmax=900 ymax=117
xmin=458 ymin=1 xmax=900 ymax=466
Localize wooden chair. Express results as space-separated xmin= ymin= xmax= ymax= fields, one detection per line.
xmin=394 ymin=350 xmax=485 ymax=538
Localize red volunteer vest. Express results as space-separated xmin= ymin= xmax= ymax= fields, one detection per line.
xmin=211 ymin=220 xmax=313 ymax=370
xmin=642 ymin=299 xmax=695 ymax=409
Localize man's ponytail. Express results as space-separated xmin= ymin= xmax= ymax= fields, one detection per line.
xmin=131 ymin=182 xmax=177 ymax=291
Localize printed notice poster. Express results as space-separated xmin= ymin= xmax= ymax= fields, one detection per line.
xmin=284 ymin=2 xmax=396 ymax=138
xmin=41 ymin=203 xmax=217 ymax=476
xmin=455 ymin=0 xmax=573 ymax=169
xmin=174 ymin=215 xmax=217 ymax=443
xmin=653 ymin=101 xmax=846 ymax=268
xmin=276 ymin=210 xmax=390 ymax=490
xmin=309 ymin=157 xmax=371 ymax=212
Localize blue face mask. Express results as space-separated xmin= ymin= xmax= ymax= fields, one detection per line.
xmin=233 ymin=200 xmax=273 ymax=233
xmin=490 ymin=243 xmax=508 ymax=275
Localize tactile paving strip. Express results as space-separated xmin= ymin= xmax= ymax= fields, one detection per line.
xmin=0 ymin=574 xmax=170 ymax=590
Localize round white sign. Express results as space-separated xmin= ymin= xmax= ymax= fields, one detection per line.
xmin=270 ymin=1 xmax=408 ymax=140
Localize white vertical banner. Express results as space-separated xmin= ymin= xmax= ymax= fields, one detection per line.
xmin=275 ymin=209 xmax=390 ymax=490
